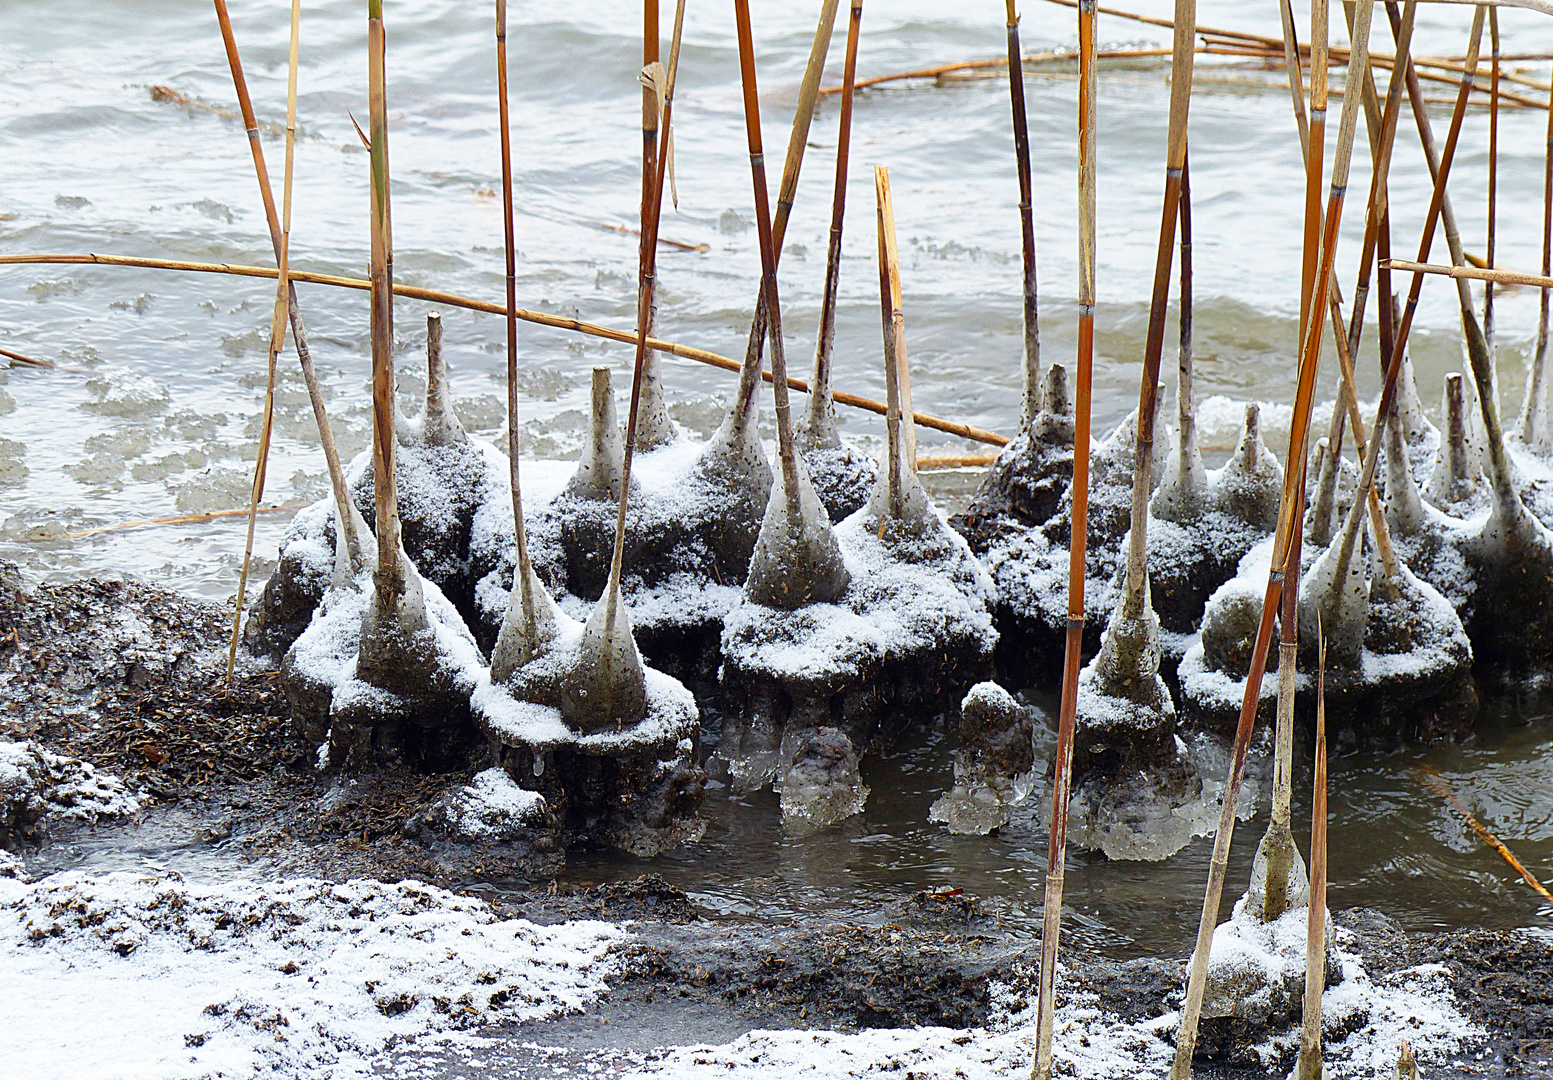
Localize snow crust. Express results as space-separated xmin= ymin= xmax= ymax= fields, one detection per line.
xmin=0 ymin=740 xmax=142 ymax=833
xmin=0 ymin=871 xmax=625 ymax=1080
xmin=428 ymin=767 xmax=548 ymax=840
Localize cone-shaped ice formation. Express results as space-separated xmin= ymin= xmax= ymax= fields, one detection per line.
xmin=559 ymin=586 xmax=648 ymax=733
xmin=632 ymin=349 xmax=679 ymax=452
xmin=565 ymin=367 xmax=628 ymax=502
xmin=421 ymin=313 xmax=467 ymax=448
xmin=489 ymin=556 xmax=560 ymax=684
xmin=1424 ymin=372 xmax=1486 ymax=510
xmin=928 ymin=682 xmax=1035 ymax=835
xmin=953 ymin=363 xmax=1076 ymax=542
xmin=687 ymin=360 xmax=774 ymax=576
xmin=1214 ymin=403 xmax=1282 ymax=531
xmin=745 ymin=454 xmax=850 ymax=609
xmin=1307 ymin=437 xmax=1339 ymax=548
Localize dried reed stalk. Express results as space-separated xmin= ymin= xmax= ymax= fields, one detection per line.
xmin=605 ymin=1 xmax=685 ymax=618
xmin=631 ymin=0 xmax=677 ymax=450
xmin=806 ymin=0 xmax=864 ymax=445
xmin=1385 ymin=260 xmax=1553 ymax=290
xmin=728 ymin=0 xmax=841 ymax=424
xmin=1031 ymin=1 xmax=1097 ymax=1075
xmin=61 ymin=503 xmax=310 ymax=540
xmin=1516 ymin=48 xmax=1553 ymax=446
xmin=494 ymin=0 xmax=544 ymax=637
xmin=367 ymin=0 xmax=400 ymax=595
xmin=0 ymin=252 xmax=1009 ymax=447
xmin=212 ymin=0 xmax=360 ymax=571
xmin=1486 ymin=8 xmax=1501 ymax=364
xmin=0 ymin=345 xmax=51 ymax=368
xmin=1419 ymin=767 xmax=1553 ymax=902
xmin=1295 ymin=629 xmax=1330 ymax=1080
xmin=875 ymin=166 xmax=910 ymax=513
xmin=226 ymin=0 xmax=302 ymax=683
xmin=1172 ymin=1 xmax=1380 ymax=1071
xmin=1006 ymin=0 xmax=1042 ymax=423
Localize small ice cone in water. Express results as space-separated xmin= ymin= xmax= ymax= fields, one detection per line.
xmin=1214 ymin=402 xmax=1283 ymax=530
xmin=421 ymin=312 xmax=468 ymax=447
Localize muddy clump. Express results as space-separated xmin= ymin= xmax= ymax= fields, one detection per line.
xmin=929 ymin=681 xmax=1034 ymax=835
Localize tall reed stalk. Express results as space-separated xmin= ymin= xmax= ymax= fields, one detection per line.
xmin=1171 ymin=0 xmax=1377 ymax=1070
xmin=1006 ymin=0 xmax=1042 ymax=424
xmin=226 ymin=0 xmax=303 ymax=682
xmin=875 ymin=166 xmax=912 ymax=513
xmin=1517 ymin=27 xmax=1553 ymax=447
xmin=606 ymin=1 xmax=685 ymax=611
xmin=1295 ymin=629 xmax=1329 ymax=1080
xmin=804 ymin=0 xmax=863 ymax=446
xmin=367 ymin=0 xmax=400 ymax=596
xmin=1030 ymin=2 xmax=1096 ymax=1076
xmin=1485 ymin=9 xmax=1500 ymax=369
xmin=726 ymin=0 xmax=841 ymax=424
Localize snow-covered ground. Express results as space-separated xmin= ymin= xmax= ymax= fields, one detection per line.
xmin=0 ymin=872 xmax=625 ymax=1080
xmin=0 ymin=863 xmax=1485 ymax=1080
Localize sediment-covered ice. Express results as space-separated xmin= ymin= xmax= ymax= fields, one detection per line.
xmin=1 ymin=740 xmax=141 ymax=849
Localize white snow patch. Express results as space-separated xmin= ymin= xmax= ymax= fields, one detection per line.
xmin=0 ymin=872 xmax=627 ymax=1079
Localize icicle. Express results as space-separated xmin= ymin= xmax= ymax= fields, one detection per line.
xmin=565 ymin=367 xmax=629 ymax=502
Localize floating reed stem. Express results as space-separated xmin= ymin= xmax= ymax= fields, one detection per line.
xmin=631 ymin=0 xmax=676 ymax=450
xmin=226 ymin=0 xmax=302 ymax=683
xmin=1031 ymin=0 xmax=1096 ymax=1075
xmin=804 ymin=0 xmax=863 ymax=448
xmin=1006 ymin=0 xmax=1042 ymax=424
xmin=60 ymin=503 xmax=310 ymax=540
xmin=1295 ymin=629 xmax=1330 ymax=1080
xmin=1172 ymin=0 xmax=1379 ymax=1070
xmin=0 ymin=345 xmax=52 ymax=368
xmin=1419 ymin=767 xmax=1553 ymax=903
xmin=0 ymin=252 xmax=1011 ymax=447
xmin=727 ymin=0 xmax=841 ymax=426
xmin=212 ymin=0 xmax=360 ymax=571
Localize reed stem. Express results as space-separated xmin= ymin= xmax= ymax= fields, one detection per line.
xmin=1295 ymin=629 xmax=1330 ymax=1080
xmin=0 ymin=252 xmax=1011 ymax=448
xmin=875 ymin=167 xmax=913 ymax=517
xmin=367 ymin=0 xmax=400 ymax=595
xmin=1007 ymin=0 xmax=1042 ymax=424
xmin=1031 ymin=2 xmax=1096 ymax=1075
xmin=1522 ymin=40 xmax=1553 ymax=447
xmin=1485 ymin=8 xmax=1500 ymax=371
xmin=729 ymin=0 xmax=841 ymax=426
xmin=806 ymin=0 xmax=864 ymax=447
xmin=226 ymin=0 xmax=302 ymax=683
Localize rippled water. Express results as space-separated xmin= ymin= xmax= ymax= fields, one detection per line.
xmin=3 ymin=0 xmax=1552 ymax=947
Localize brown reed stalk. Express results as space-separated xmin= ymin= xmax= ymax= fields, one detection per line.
xmin=1419 ymin=767 xmax=1553 ymax=903
xmin=728 ymin=0 xmax=841 ymax=424
xmin=0 ymin=252 xmax=1009 ymax=448
xmin=226 ymin=0 xmax=302 ymax=683
xmin=1171 ymin=3 xmax=1379 ymax=1073
xmin=1115 ymin=0 xmax=1197 ymax=645
xmin=1006 ymin=0 xmax=1042 ymax=424
xmin=732 ymin=0 xmax=806 ymax=515
xmin=1516 ymin=51 xmax=1553 ymax=446
xmin=0 ymin=344 xmax=51 ymax=368
xmin=212 ymin=0 xmax=361 ymax=571
xmin=494 ymin=0 xmax=545 ymax=638
xmin=1299 ymin=0 xmax=1329 ymax=341
xmin=367 ymin=0 xmax=400 ymax=596
xmin=1031 ymin=3 xmax=1096 ymax=1076
xmin=806 ymin=0 xmax=863 ymax=444
xmin=875 ymin=166 xmax=912 ymax=514
xmin=1485 ymin=9 xmax=1500 ymax=361
xmin=1295 ymin=628 xmax=1330 ymax=1080
xmin=604 ymin=0 xmax=685 ymax=618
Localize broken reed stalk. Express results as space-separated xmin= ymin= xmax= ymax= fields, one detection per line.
xmin=0 ymin=253 xmax=1010 ymax=448
xmin=226 ymin=0 xmax=302 ymax=683
xmin=1517 ymin=53 xmax=1553 ymax=446
xmin=606 ymin=3 xmax=684 ymax=618
xmin=1171 ymin=2 xmax=1379 ymax=1072
xmin=1418 ymin=767 xmax=1553 ymax=903
xmin=1117 ymin=0 xmax=1196 ymax=634
xmin=729 ymin=0 xmax=841 ymax=424
xmin=495 ymin=0 xmax=543 ymax=637
xmin=1031 ymin=1 xmax=1096 ymax=1075
xmin=1295 ymin=629 xmax=1330 ymax=1080
xmin=806 ymin=0 xmax=863 ymax=444
xmin=212 ymin=0 xmax=360 ymax=571
xmin=1385 ymin=259 xmax=1553 ymax=291
xmin=0 ymin=344 xmax=52 ymax=368
xmin=1006 ymin=0 xmax=1042 ymax=424
xmin=367 ymin=0 xmax=400 ymax=595
xmin=875 ymin=166 xmax=909 ymax=515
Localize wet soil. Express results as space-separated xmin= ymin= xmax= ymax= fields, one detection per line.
xmin=4 ymin=563 xmax=1551 ymax=1078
